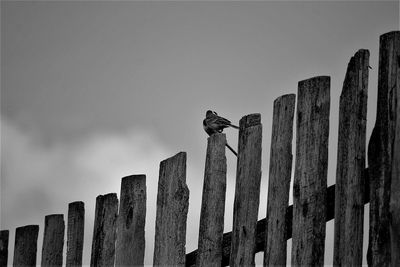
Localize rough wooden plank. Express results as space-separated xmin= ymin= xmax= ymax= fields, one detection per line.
xmin=333 ymin=49 xmax=369 ymax=266
xmin=66 ymin=201 xmax=85 ymax=267
xmin=388 ymin=31 xmax=400 ymax=267
xmin=185 ymin=169 xmax=370 ymax=267
xmin=90 ymin=193 xmax=118 ymax=267
xmin=153 ymin=152 xmax=189 ymax=266
xmin=229 ymin=113 xmax=262 ymax=267
xmin=0 ymin=230 xmax=9 ymax=267
xmin=264 ymin=94 xmax=295 ymax=266
xmin=13 ymin=225 xmax=39 ymax=266
xmin=41 ymin=214 xmax=65 ymax=266
xmin=115 ymin=175 xmax=146 ymax=266
xmin=291 ymin=76 xmax=330 ymax=267
xmin=196 ymin=133 xmax=227 ymax=267
xmin=367 ymin=31 xmax=400 ymax=267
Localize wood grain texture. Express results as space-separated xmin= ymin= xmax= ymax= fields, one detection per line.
xmin=368 ymin=30 xmax=400 ymax=267
xmin=41 ymin=214 xmax=65 ymax=266
xmin=0 ymin=230 xmax=9 ymax=267
xmin=388 ymin=31 xmax=400 ymax=267
xmin=153 ymin=152 xmax=189 ymax=267
xmin=333 ymin=49 xmax=369 ymax=266
xmin=229 ymin=113 xmax=262 ymax=267
xmin=291 ymin=76 xmax=330 ymax=267
xmin=115 ymin=175 xmax=146 ymax=266
xmin=90 ymin=193 xmax=118 ymax=267
xmin=13 ymin=225 xmax=39 ymax=266
xmin=66 ymin=201 xmax=85 ymax=267
xmin=264 ymin=94 xmax=295 ymax=266
xmin=185 ymin=169 xmax=370 ymax=267
xmin=196 ymin=133 xmax=227 ymax=267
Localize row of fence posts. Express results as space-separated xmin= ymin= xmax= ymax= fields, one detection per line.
xmin=0 ymin=30 xmax=399 ymax=267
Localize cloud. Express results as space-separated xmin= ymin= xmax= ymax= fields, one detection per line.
xmin=0 ymin=116 xmax=183 ymax=265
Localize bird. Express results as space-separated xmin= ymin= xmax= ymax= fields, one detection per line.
xmin=203 ymin=110 xmax=239 ymax=156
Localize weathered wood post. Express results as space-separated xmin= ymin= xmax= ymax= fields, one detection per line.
xmin=333 ymin=49 xmax=369 ymax=266
xmin=229 ymin=114 xmax=262 ymax=267
xmin=115 ymin=175 xmax=146 ymax=266
xmin=66 ymin=201 xmax=85 ymax=267
xmin=90 ymin=193 xmax=118 ymax=267
xmin=367 ymin=30 xmax=400 ymax=267
xmin=13 ymin=225 xmax=39 ymax=266
xmin=264 ymin=94 xmax=295 ymax=266
xmin=389 ymin=31 xmax=400 ymax=267
xmin=41 ymin=214 xmax=65 ymax=266
xmin=196 ymin=133 xmax=227 ymax=267
xmin=291 ymin=76 xmax=330 ymax=267
xmin=0 ymin=230 xmax=9 ymax=267
xmin=153 ymin=152 xmax=189 ymax=266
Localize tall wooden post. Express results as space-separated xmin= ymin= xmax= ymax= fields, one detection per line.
xmin=333 ymin=49 xmax=369 ymax=266
xmin=388 ymin=31 xmax=400 ymax=267
xmin=291 ymin=76 xmax=330 ymax=267
xmin=264 ymin=94 xmax=295 ymax=266
xmin=0 ymin=230 xmax=9 ymax=267
xmin=368 ymin=30 xmax=400 ymax=267
xmin=153 ymin=152 xmax=189 ymax=266
xmin=66 ymin=201 xmax=85 ymax=267
xmin=42 ymin=214 xmax=65 ymax=266
xmin=13 ymin=225 xmax=39 ymax=266
xmin=229 ymin=114 xmax=262 ymax=267
xmin=196 ymin=133 xmax=227 ymax=267
xmin=115 ymin=175 xmax=146 ymax=266
xmin=90 ymin=193 xmax=118 ymax=267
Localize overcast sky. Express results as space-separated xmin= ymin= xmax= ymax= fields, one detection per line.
xmin=1 ymin=1 xmax=399 ymax=265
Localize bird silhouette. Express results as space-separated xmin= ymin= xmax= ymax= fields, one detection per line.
xmin=203 ymin=110 xmax=238 ymax=156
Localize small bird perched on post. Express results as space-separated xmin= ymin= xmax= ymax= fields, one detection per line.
xmin=203 ymin=110 xmax=238 ymax=156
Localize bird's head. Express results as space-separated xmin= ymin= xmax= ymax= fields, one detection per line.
xmin=206 ymin=110 xmax=214 ymax=117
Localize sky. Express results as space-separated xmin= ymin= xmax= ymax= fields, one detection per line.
xmin=1 ymin=0 xmax=399 ymax=266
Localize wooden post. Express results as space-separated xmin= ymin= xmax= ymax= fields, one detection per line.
xmin=41 ymin=214 xmax=65 ymax=266
xmin=66 ymin=201 xmax=85 ymax=267
xmin=13 ymin=225 xmax=39 ymax=266
xmin=0 ymin=230 xmax=9 ymax=267
xmin=186 ymin=169 xmax=370 ymax=267
xmin=333 ymin=49 xmax=369 ymax=266
xmin=196 ymin=133 xmax=227 ymax=267
xmin=153 ymin=152 xmax=189 ymax=266
xmin=229 ymin=114 xmax=262 ymax=267
xmin=368 ymin=30 xmax=400 ymax=267
xmin=264 ymin=94 xmax=295 ymax=266
xmin=388 ymin=31 xmax=400 ymax=267
xmin=90 ymin=193 xmax=118 ymax=267
xmin=115 ymin=175 xmax=146 ymax=266
xmin=291 ymin=76 xmax=330 ymax=267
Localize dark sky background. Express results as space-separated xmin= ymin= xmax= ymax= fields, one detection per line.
xmin=1 ymin=1 xmax=399 ymax=265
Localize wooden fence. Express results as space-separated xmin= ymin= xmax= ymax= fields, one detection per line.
xmin=1 ymin=30 xmax=399 ymax=267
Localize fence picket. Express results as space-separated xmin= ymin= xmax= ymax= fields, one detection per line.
xmin=66 ymin=201 xmax=85 ymax=267
xmin=0 ymin=230 xmax=9 ymax=267
xmin=264 ymin=94 xmax=295 ymax=266
xmin=41 ymin=214 xmax=65 ymax=266
xmin=90 ymin=193 xmax=118 ymax=267
xmin=291 ymin=76 xmax=330 ymax=266
xmin=230 ymin=114 xmax=262 ymax=266
xmin=13 ymin=225 xmax=39 ymax=266
xmin=153 ymin=152 xmax=189 ymax=266
xmin=196 ymin=133 xmax=227 ymax=267
xmin=115 ymin=175 xmax=146 ymax=266
xmin=333 ymin=49 xmax=369 ymax=266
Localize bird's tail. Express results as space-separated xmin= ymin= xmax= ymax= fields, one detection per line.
xmin=229 ymin=124 xmax=239 ymax=129
xmin=225 ymin=142 xmax=238 ymax=156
